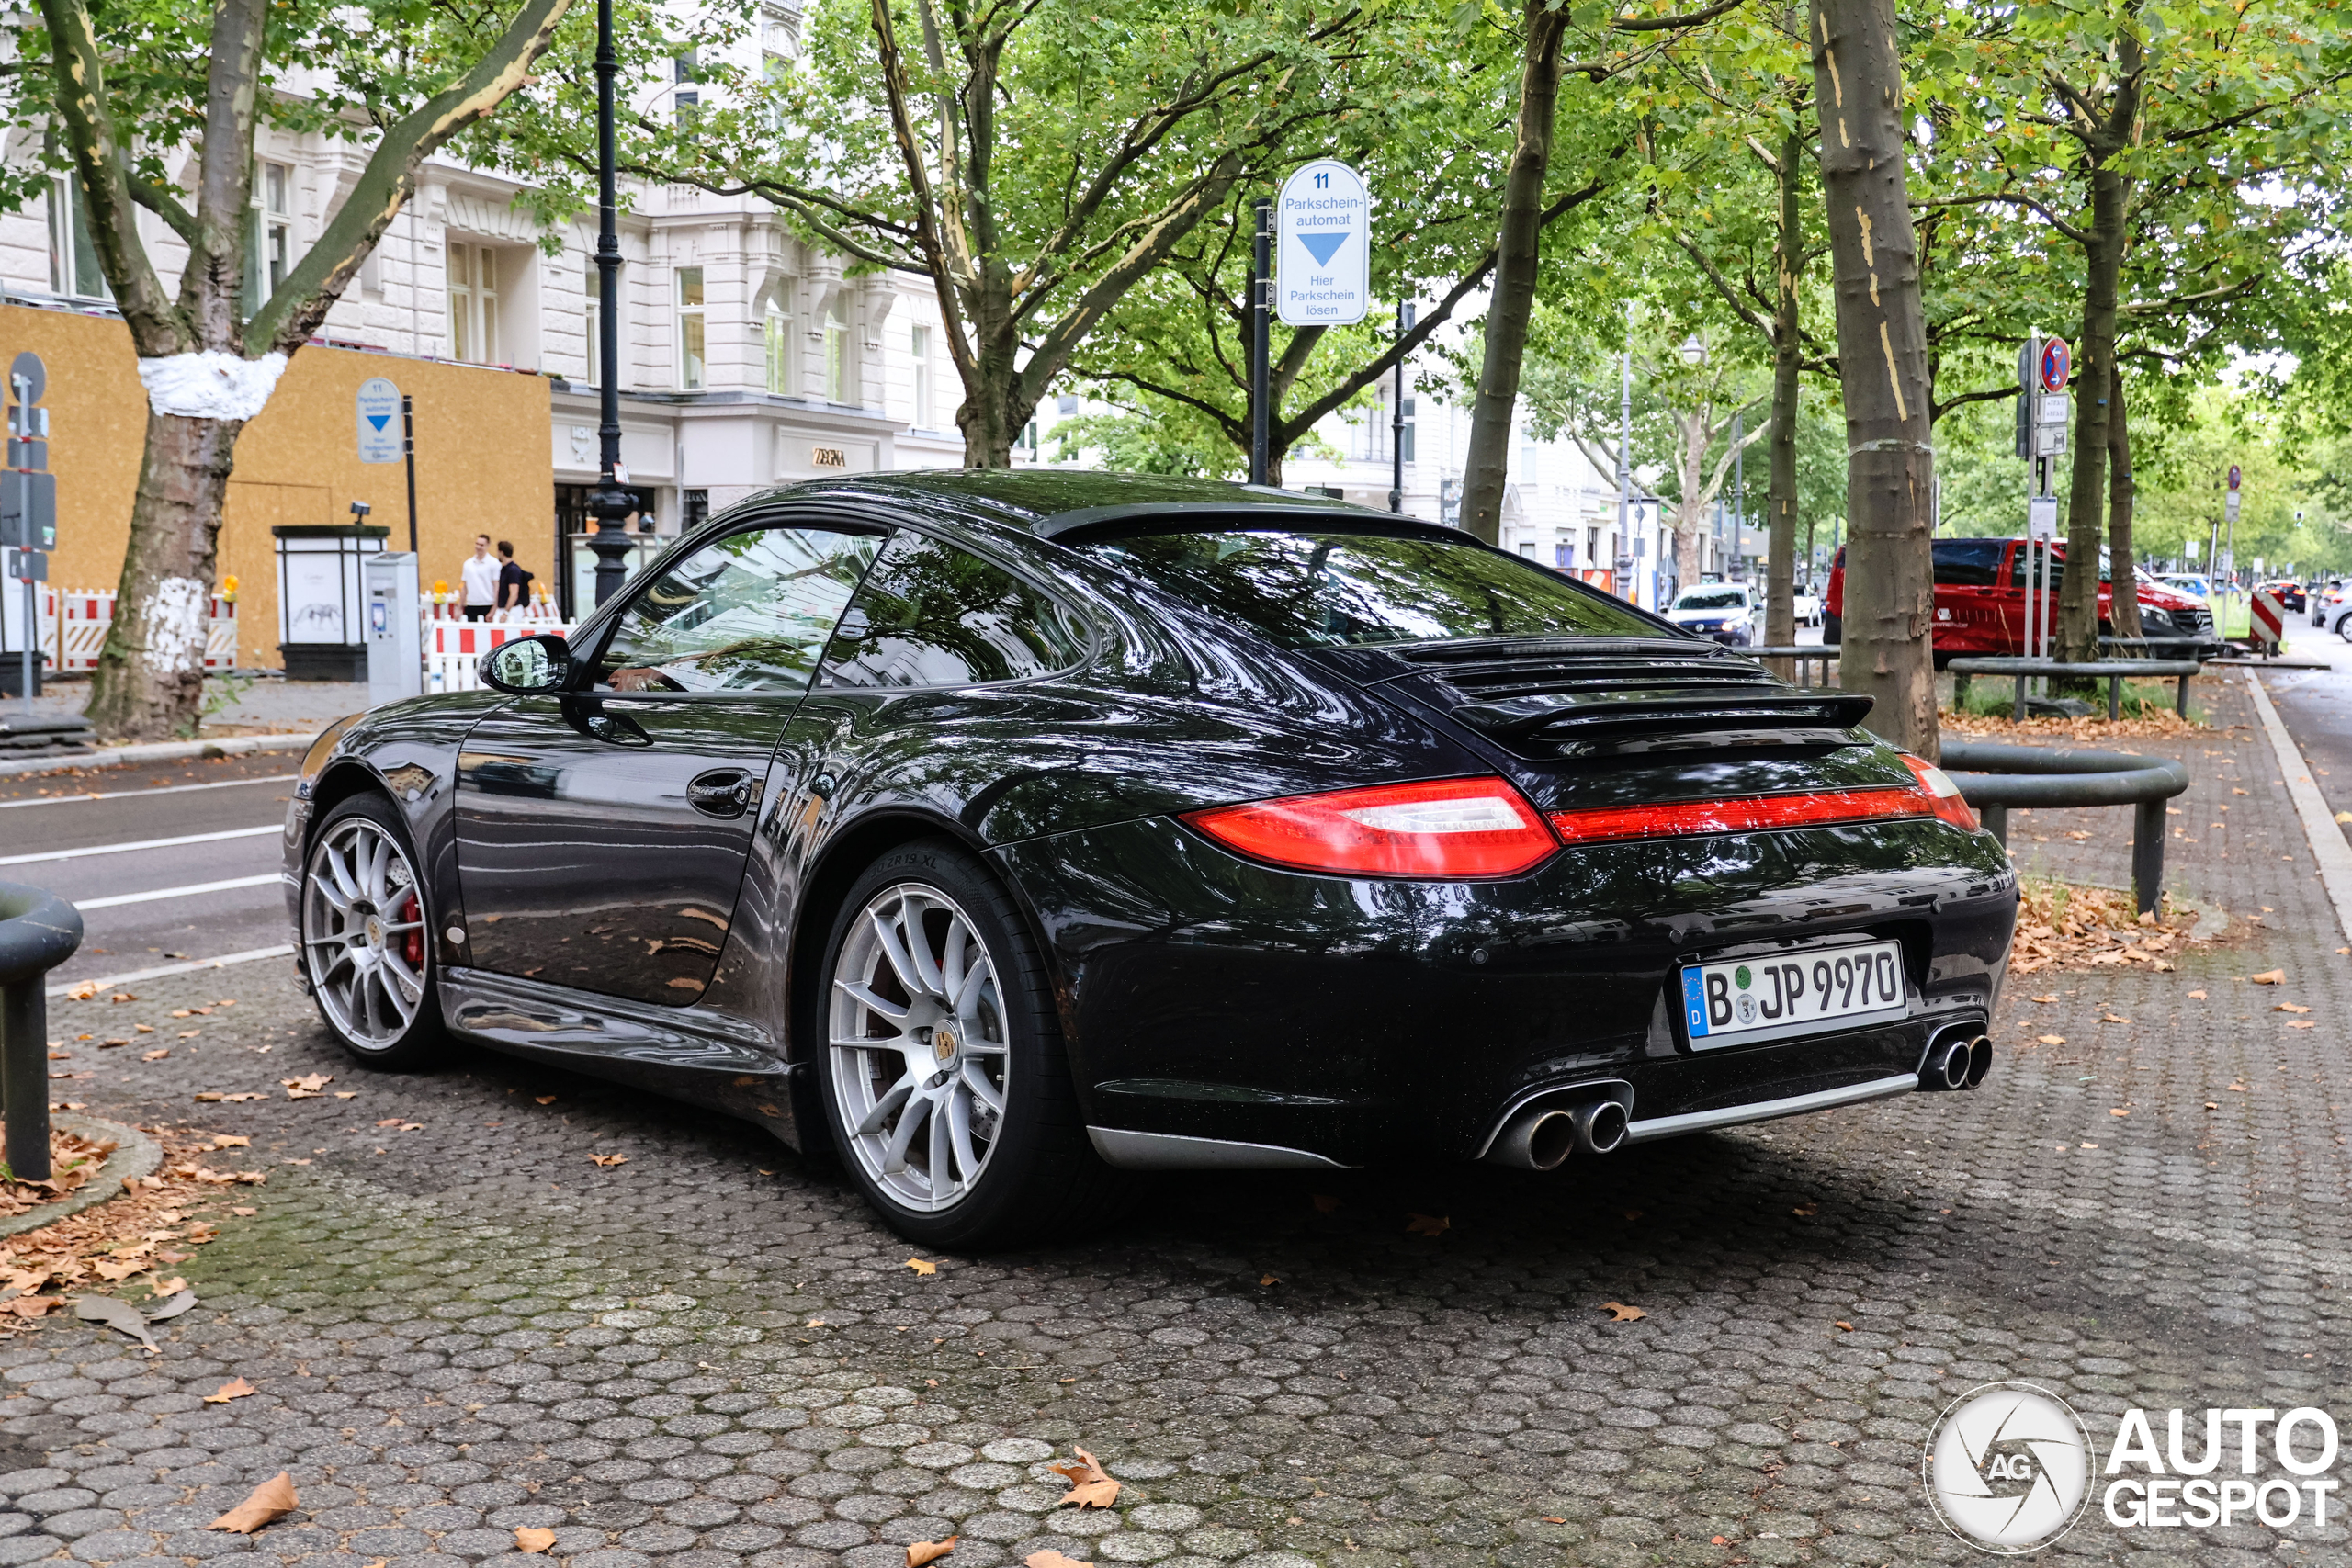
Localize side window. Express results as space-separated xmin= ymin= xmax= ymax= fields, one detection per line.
xmin=1932 ymin=538 xmax=2007 ymax=588
xmin=820 ymin=533 xmax=1085 ymax=689
xmin=595 ymin=525 xmax=881 ymax=693
xmin=2008 ymin=548 xmax=2064 ymax=592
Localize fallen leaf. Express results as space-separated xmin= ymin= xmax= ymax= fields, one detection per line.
xmin=905 ymin=1258 xmax=937 ymax=1277
xmin=1310 ymin=1193 xmax=1340 ymax=1213
xmin=2038 ymin=1034 xmax=2066 ymax=1045
xmin=207 ymin=1472 xmax=296 ymax=1533
xmin=908 ymin=1537 xmax=959 ymax=1568
xmin=1712 ymin=1537 xmax=1729 ymax=1546
xmin=142 ymin=1049 xmax=170 ymax=1062
xmin=1024 ymin=1553 xmax=1091 ymax=1568
xmin=109 ymin=992 xmax=135 ymax=1004
xmin=536 ymin=1095 xmax=557 ymax=1104
xmin=1791 ymin=1204 xmax=1817 ymax=1217
xmin=2188 ymin=989 xmax=2207 ymax=998
xmin=281 ymin=1074 xmax=332 ymax=1099
xmin=1260 ymin=1272 xmax=1280 ymax=1286
xmin=1405 ymin=1213 xmax=1449 ymax=1236
xmin=2206 ymin=1101 xmax=2220 ymax=1111
xmin=806 ymin=1317 xmax=826 ymax=1328
xmin=2100 ymin=1014 xmax=2131 ymax=1024
xmin=74 ymin=1294 xmax=158 ymax=1353
xmin=66 ymin=981 xmax=97 ymax=1001
xmin=231 ymin=1205 xmax=256 ymax=1216
xmin=2251 ymin=969 xmax=2285 ymax=985
xmin=589 ymin=1153 xmax=628 ymax=1168
xmin=334 ymin=1090 xmax=359 ymax=1100
xmin=92 ymin=1259 xmax=141 ymax=1282
xmin=2289 ymin=1021 xmax=2317 ymax=1028
xmin=1833 ymin=1321 xmax=1854 ymax=1331
xmin=204 ymin=1378 xmax=256 ymax=1404
xmin=1600 ymin=1301 xmax=1647 ymax=1322
xmin=514 ymin=1528 xmax=557 ymax=1554
xmin=2030 ymin=993 xmax=2058 ymax=1003
xmin=1050 ymin=1447 xmax=1121 ymax=1509
xmin=2277 ymin=1003 xmax=2312 ymax=1013
xmin=2110 ymin=1109 xmax=2130 ymax=1118
xmin=375 ymin=1118 xmax=403 ymax=1127
xmin=1543 ymin=1517 xmax=1567 ymax=1525
xmin=2229 ymin=1082 xmax=2249 ymax=1092
xmin=151 ymin=1277 xmax=187 ymax=1298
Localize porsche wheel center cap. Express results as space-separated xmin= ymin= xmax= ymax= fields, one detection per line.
xmin=933 ymin=1028 xmax=957 ymax=1065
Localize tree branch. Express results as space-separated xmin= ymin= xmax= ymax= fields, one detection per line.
xmin=247 ymin=0 xmax=578 ymax=355
xmin=1911 ymin=188 xmax=2091 ymax=247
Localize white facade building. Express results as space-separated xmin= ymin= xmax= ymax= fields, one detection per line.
xmin=0 ymin=6 xmax=961 ymax=614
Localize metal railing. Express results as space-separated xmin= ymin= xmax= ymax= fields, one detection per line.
xmin=1939 ymin=740 xmax=2191 ymax=915
xmin=0 ymin=881 xmax=82 ymax=1181
xmin=1947 ymin=656 xmax=2201 ymax=721
xmin=1743 ymin=645 xmax=1840 ymax=686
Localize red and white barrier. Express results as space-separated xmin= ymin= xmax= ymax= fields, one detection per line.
xmin=2251 ymin=589 xmax=2285 ymax=651
xmin=33 ymin=587 xmax=239 ymax=672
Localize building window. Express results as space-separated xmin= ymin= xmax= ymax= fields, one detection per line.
xmin=683 ymin=489 xmax=709 ymax=531
xmin=824 ymin=299 xmax=849 ymax=402
xmin=762 ymin=19 xmax=797 ymax=78
xmin=677 ymin=266 xmax=706 ymax=389
xmin=47 ymin=175 xmax=107 ymax=301
xmin=242 ymin=161 xmax=293 ymax=317
xmin=447 ymin=240 xmax=501 ymax=364
xmin=1399 ymin=397 xmax=1416 ymax=464
xmin=582 ymin=254 xmax=622 ymax=385
xmin=766 ymin=293 xmax=794 ymax=395
xmin=910 ymin=323 xmax=931 ymax=427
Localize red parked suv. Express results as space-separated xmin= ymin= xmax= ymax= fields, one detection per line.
xmin=1824 ymin=538 xmax=2219 ymax=663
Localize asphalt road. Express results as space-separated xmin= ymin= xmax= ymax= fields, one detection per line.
xmin=0 ymin=750 xmax=299 ymax=987
xmin=2255 ymin=632 xmax=2352 ymax=821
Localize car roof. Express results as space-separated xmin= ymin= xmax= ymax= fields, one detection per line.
xmin=730 ymin=469 xmax=1456 ymax=543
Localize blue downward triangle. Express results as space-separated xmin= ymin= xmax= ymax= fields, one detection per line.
xmin=367 ymin=414 xmax=391 ymax=430
xmin=1298 ymin=230 xmax=1350 ymax=267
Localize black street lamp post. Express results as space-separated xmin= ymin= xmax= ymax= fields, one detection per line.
xmin=586 ymin=0 xmax=636 ymax=606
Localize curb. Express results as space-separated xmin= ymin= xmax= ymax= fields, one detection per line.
xmin=0 ymin=730 xmax=320 ymax=782
xmin=2243 ymin=668 xmax=2352 ymax=947
xmin=0 ymin=1115 xmax=164 ymax=1238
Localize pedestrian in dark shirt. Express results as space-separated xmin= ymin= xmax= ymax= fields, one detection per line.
xmin=495 ymin=541 xmax=534 ymax=619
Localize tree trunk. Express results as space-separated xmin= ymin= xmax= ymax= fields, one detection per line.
xmin=1673 ymin=410 xmax=1708 ymax=592
xmin=1806 ymin=0 xmax=1936 ymax=759
xmin=1458 ymin=1 xmax=1566 ymax=545
xmin=84 ymin=414 xmax=242 ymax=739
xmin=2106 ymin=360 xmax=2141 ymax=639
xmin=1763 ymin=127 xmax=1804 ymax=663
xmin=2057 ymin=30 xmax=2142 ymax=664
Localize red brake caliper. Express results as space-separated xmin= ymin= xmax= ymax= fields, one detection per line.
xmin=401 ymin=892 xmax=424 ymax=969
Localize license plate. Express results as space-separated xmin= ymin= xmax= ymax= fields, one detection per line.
xmin=1679 ymin=940 xmax=1907 ymax=1048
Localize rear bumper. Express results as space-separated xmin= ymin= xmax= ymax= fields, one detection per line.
xmin=995 ymin=812 xmax=2016 ymax=1168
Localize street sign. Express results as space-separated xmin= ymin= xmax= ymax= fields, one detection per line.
xmin=2225 ymin=490 xmax=2242 ymax=524
xmin=2033 ymin=421 xmax=2067 ymax=457
xmin=2039 ymin=394 xmax=2068 ymax=423
xmin=2028 ymin=496 xmax=2058 ymax=539
xmin=2039 ymin=338 xmax=2071 ymax=392
xmin=2227 ymin=463 xmax=2242 ymax=490
xmin=356 ymin=377 xmax=402 ymax=464
xmin=1275 ymin=161 xmax=1369 ymax=326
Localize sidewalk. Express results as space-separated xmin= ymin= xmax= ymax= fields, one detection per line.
xmin=0 ymin=670 xmax=2343 ymax=1568
xmin=9 ymin=676 xmax=368 ymax=740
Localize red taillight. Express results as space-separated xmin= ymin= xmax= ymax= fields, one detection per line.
xmin=1183 ymin=777 xmax=1558 ymax=878
xmin=1898 ymin=753 xmax=1981 ymax=832
xmin=1546 ymin=785 xmax=1937 ymax=845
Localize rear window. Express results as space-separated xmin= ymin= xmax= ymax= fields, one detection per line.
xmin=1079 ymin=528 xmax=1656 ymax=649
xmin=1673 ymin=588 xmax=1747 ymax=611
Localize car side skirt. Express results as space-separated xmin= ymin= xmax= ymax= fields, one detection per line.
xmin=1086 ymin=1127 xmax=1352 ymax=1170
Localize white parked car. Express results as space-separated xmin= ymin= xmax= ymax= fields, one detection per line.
xmin=1668 ymin=584 xmax=1757 ymax=647
xmin=1791 ymin=587 xmax=1823 ymax=627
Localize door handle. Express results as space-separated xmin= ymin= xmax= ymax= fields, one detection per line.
xmin=687 ymin=769 xmax=757 ymax=818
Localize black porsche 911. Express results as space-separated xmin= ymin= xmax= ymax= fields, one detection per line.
xmin=284 ymin=471 xmax=2016 ymax=1247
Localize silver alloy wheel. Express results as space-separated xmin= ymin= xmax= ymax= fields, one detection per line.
xmin=302 ymin=815 xmax=428 ymax=1046
xmin=827 ymin=882 xmax=1011 ymax=1213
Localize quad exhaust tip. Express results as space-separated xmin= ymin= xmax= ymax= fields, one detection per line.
xmin=1486 ymin=1096 xmax=1630 ymax=1169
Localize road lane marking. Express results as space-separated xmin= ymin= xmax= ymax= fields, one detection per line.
xmin=0 ymin=774 xmax=299 ymax=808
xmin=45 ymin=942 xmax=295 ymax=998
xmin=2244 ymin=668 xmax=2352 ymax=944
xmin=0 ymin=824 xmax=280 ymax=865
xmin=74 ymin=874 xmax=282 ymax=910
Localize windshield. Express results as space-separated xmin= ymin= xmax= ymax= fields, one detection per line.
xmin=1078 ymin=528 xmax=1657 ymax=648
xmin=1673 ymin=588 xmax=1747 ymax=611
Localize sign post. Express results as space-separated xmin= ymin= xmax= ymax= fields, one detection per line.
xmin=356 ymin=376 xmax=417 ymax=557
xmin=2 ymin=354 xmax=54 ymax=707
xmin=1248 ymin=200 xmax=1271 ymax=486
xmin=2017 ymin=336 xmax=2068 ymax=679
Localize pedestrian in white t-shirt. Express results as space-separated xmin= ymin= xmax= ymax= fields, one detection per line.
xmin=460 ymin=535 xmax=501 ymax=622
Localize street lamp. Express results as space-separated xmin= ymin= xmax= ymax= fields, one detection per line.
xmin=585 ymin=0 xmax=636 ymax=606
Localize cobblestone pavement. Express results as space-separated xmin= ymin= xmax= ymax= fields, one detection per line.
xmin=6 ymin=667 xmax=2349 ymax=1568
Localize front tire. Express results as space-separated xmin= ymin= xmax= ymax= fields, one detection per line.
xmin=813 ymin=839 xmax=1121 ymax=1249
xmin=300 ymin=795 xmax=446 ymax=1067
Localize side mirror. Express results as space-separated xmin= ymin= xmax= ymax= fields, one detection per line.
xmin=480 ymin=633 xmax=571 ymax=695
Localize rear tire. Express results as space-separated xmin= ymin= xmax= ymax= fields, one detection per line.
xmin=298 ymin=795 xmax=447 ymax=1069
xmin=1822 ymin=611 xmax=1841 ymax=647
xmin=811 ymin=839 xmax=1125 ymax=1249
